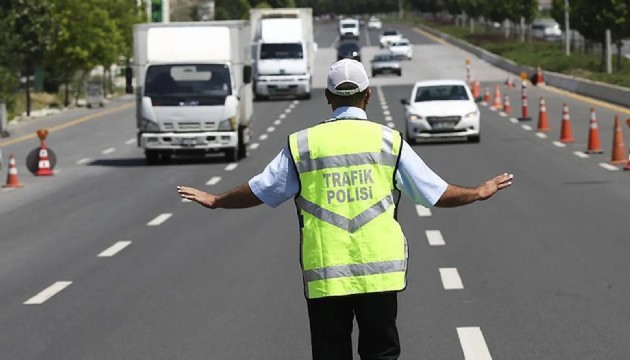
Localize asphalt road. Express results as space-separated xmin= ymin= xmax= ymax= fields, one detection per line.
xmin=2 ymin=20 xmax=630 ymax=359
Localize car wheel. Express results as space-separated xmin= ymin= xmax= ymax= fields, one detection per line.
xmin=468 ymin=134 xmax=481 ymax=143
xmin=405 ymin=130 xmax=417 ymax=145
xmin=396 ymin=70 xmax=402 ymax=77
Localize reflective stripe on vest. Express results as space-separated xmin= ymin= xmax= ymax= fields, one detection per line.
xmin=288 ymin=120 xmax=407 ymax=299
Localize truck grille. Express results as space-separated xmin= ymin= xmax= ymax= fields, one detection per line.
xmin=178 ymin=122 xmax=201 ymax=130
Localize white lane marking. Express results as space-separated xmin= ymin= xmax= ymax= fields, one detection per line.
xmin=77 ymin=157 xmax=91 ymax=165
xmin=24 ymin=281 xmax=72 ymax=305
xmin=457 ymin=327 xmax=493 ymax=360
xmin=259 ymin=134 xmax=268 ymax=141
xmin=274 ymin=119 xmax=282 ymax=125
xmin=206 ymin=176 xmax=221 ymax=185
xmin=182 ymin=198 xmax=192 ymax=203
xmin=267 ymin=126 xmax=275 ymax=133
xmin=125 ymin=138 xmax=136 ymax=145
xmin=102 ymin=147 xmax=116 ymax=155
xmin=225 ymin=163 xmax=238 ymax=171
xmin=385 ymin=115 xmax=393 ymax=121
xmin=279 ymin=113 xmax=287 ymax=119
xmin=600 ymin=163 xmax=620 ymax=171
xmin=426 ymin=230 xmax=445 ymax=246
xmin=536 ymin=133 xmax=548 ymax=139
xmin=285 ymin=108 xmax=292 ymax=114
xmin=98 ymin=241 xmax=132 ymax=257
xmin=147 ymin=213 xmax=172 ymax=226
xmin=293 ymin=100 xmax=300 ymax=105
xmin=381 ymin=105 xmax=389 ymax=111
xmin=573 ymin=151 xmax=589 ymax=159
xmin=415 ymin=205 xmax=432 ymax=217
xmin=499 ymin=112 xmax=507 ymax=117
xmin=289 ymin=103 xmax=296 ymax=109
xmin=439 ymin=268 xmax=464 ymax=290
xmin=480 ymin=102 xmax=488 ymax=106
xmin=553 ymin=141 xmax=566 ymax=148
xmin=383 ymin=110 xmax=391 ymax=116
xmin=509 ymin=118 xmax=518 ymax=123
xmin=490 ymin=107 xmax=497 ymax=112
xmin=521 ymin=125 xmax=532 ymax=131
xmin=249 ymin=143 xmax=260 ymax=150
xmin=387 ymin=122 xmax=395 ymax=128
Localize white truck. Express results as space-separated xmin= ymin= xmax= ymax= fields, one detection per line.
xmin=133 ymin=21 xmax=253 ymax=164
xmin=250 ymin=8 xmax=316 ymax=100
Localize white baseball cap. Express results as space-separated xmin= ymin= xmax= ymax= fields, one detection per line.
xmin=327 ymin=58 xmax=370 ymax=96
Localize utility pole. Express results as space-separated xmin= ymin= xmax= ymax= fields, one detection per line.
xmin=564 ymin=0 xmax=570 ymax=55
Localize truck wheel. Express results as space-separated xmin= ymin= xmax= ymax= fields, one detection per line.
xmin=145 ymin=150 xmax=160 ymax=165
xmin=301 ymin=92 xmax=311 ymax=100
xmin=238 ymin=129 xmax=248 ymax=159
xmin=225 ymin=148 xmax=238 ymax=163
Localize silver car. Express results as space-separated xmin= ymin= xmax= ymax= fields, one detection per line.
xmin=370 ymin=53 xmax=401 ymax=77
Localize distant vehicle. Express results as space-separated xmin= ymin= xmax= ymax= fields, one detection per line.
xmin=85 ymin=80 xmax=104 ymax=108
xmin=388 ymin=38 xmax=412 ymax=60
xmin=337 ymin=40 xmax=361 ymax=62
xmin=370 ymin=53 xmax=401 ymax=77
xmin=379 ymin=29 xmax=402 ymax=48
xmin=400 ymin=79 xmax=481 ymax=144
xmin=367 ymin=17 xmax=382 ymax=30
xmin=339 ymin=18 xmax=360 ymax=40
xmin=531 ymin=19 xmax=562 ymax=41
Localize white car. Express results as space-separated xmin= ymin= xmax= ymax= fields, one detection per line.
xmin=367 ymin=17 xmax=382 ymax=30
xmin=401 ymin=80 xmax=481 ymax=143
xmin=388 ymin=38 xmax=412 ymax=60
xmin=379 ymin=29 xmax=402 ymax=48
xmin=339 ymin=18 xmax=360 ymax=39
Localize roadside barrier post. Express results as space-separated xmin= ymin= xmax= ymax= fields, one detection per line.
xmin=518 ymin=81 xmax=532 ymax=121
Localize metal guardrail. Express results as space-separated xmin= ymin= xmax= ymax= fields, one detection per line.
xmin=417 ymin=23 xmax=630 ymax=109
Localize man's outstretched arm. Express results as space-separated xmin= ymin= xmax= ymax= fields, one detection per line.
xmin=177 ymin=183 xmax=263 ymax=209
xmin=435 ymin=173 xmax=514 ymax=208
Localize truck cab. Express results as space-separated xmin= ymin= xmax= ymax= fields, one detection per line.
xmin=339 ymin=18 xmax=360 ymax=40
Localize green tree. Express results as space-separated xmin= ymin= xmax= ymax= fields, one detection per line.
xmin=215 ymin=0 xmax=251 ymax=19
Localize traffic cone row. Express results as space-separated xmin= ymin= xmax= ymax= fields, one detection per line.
xmin=492 ymin=85 xmax=502 ymax=109
xmin=585 ymin=108 xmax=603 ymax=154
xmin=3 ymin=153 xmax=22 ymax=188
xmin=483 ymin=87 xmax=491 ymax=104
xmin=536 ymin=97 xmax=551 ymax=132
xmin=611 ymin=115 xmax=626 ymax=165
xmin=502 ymin=95 xmax=511 ymax=113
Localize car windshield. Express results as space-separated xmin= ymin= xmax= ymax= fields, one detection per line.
xmin=383 ymin=31 xmax=399 ymax=36
xmin=342 ymin=23 xmax=357 ymax=28
xmin=414 ymin=85 xmax=470 ymax=102
xmin=145 ymin=64 xmax=232 ymax=103
xmin=339 ymin=42 xmax=359 ymax=52
xmin=260 ymin=43 xmax=303 ymax=60
xmin=374 ymin=54 xmax=395 ymax=61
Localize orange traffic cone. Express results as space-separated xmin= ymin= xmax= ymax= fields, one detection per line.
xmin=472 ymin=80 xmax=480 ymax=99
xmin=610 ymin=115 xmax=626 ymax=164
xmin=36 ymin=141 xmax=54 ymax=176
xmin=536 ymin=65 xmax=545 ymax=85
xmin=559 ymin=104 xmax=575 ymax=143
xmin=585 ymin=108 xmax=603 ymax=154
xmin=503 ymin=95 xmax=511 ymax=113
xmin=492 ymin=85 xmax=502 ymax=109
xmin=505 ymin=76 xmax=515 ymax=88
xmin=483 ymin=87 xmax=491 ymax=103
xmin=3 ymin=153 xmax=23 ymax=188
xmin=536 ymin=97 xmax=551 ymax=132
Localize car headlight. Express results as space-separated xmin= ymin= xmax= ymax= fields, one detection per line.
xmin=140 ymin=119 xmax=160 ymax=132
xmin=464 ymin=110 xmax=479 ymax=119
xmin=409 ymin=114 xmax=424 ymax=121
xmin=218 ymin=116 xmax=237 ymax=131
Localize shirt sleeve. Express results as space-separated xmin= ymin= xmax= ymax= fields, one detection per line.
xmin=248 ymin=146 xmax=300 ymax=208
xmin=395 ymin=141 xmax=448 ymax=207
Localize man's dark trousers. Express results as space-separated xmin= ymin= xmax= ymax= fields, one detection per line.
xmin=306 ymin=291 xmax=400 ymax=360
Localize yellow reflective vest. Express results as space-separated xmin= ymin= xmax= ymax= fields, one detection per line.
xmin=288 ymin=119 xmax=408 ymax=299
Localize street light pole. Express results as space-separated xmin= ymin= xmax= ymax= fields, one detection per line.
xmin=564 ymin=0 xmax=570 ymax=56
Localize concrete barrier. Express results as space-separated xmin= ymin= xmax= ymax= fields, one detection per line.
xmin=418 ymin=23 xmax=630 ymax=108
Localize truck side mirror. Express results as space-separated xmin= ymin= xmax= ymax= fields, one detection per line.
xmin=243 ymin=65 xmax=252 ymax=84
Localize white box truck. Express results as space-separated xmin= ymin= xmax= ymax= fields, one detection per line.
xmin=133 ymin=21 xmax=253 ymax=164
xmin=250 ymin=8 xmax=316 ymax=100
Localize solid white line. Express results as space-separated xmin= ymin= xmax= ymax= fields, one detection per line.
xmin=521 ymin=125 xmax=532 ymax=131
xmin=426 ymin=230 xmax=445 ymax=246
xmin=225 ymin=163 xmax=238 ymax=171
xmin=77 ymin=157 xmax=91 ymax=165
xmin=573 ymin=151 xmax=589 ymax=159
xmin=249 ymin=143 xmax=260 ymax=150
xmin=387 ymin=122 xmax=395 ymax=128
xmin=274 ymin=119 xmax=282 ymax=125
xmin=599 ymin=163 xmax=620 ymax=171
xmin=279 ymin=113 xmax=287 ymax=119
xmin=147 ymin=213 xmax=172 ymax=226
xmin=536 ymin=133 xmax=548 ymax=139
xmin=439 ymin=268 xmax=464 ymax=290
xmin=206 ymin=176 xmax=221 ymax=185
xmin=24 ymin=281 xmax=72 ymax=305
xmin=267 ymin=126 xmax=275 ymax=133
xmin=102 ymin=147 xmax=116 ymax=155
xmin=125 ymin=138 xmax=136 ymax=145
xmin=415 ymin=205 xmax=432 ymax=217
xmin=259 ymin=134 xmax=268 ymax=140
xmin=457 ymin=327 xmax=493 ymax=360
xmin=553 ymin=141 xmax=566 ymax=148
xmin=509 ymin=118 xmax=518 ymax=123
xmin=98 ymin=241 xmax=132 ymax=257
xmin=385 ymin=115 xmax=393 ymax=121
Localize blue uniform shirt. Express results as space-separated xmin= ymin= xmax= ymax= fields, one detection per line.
xmin=248 ymin=106 xmax=448 ymax=208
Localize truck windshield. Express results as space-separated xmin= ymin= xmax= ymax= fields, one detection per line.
xmin=145 ymin=64 xmax=232 ymax=105
xmin=260 ymin=43 xmax=303 ymax=60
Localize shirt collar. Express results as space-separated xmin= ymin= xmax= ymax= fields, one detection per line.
xmin=329 ymin=106 xmax=368 ymax=121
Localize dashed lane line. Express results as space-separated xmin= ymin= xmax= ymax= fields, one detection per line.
xmin=98 ymin=241 xmax=132 ymax=257
xmin=147 ymin=213 xmax=172 ymax=226
xmin=536 ymin=133 xmax=548 ymax=139
xmin=387 ymin=122 xmax=395 ymax=128
xmin=77 ymin=157 xmax=91 ymax=165
xmin=457 ymin=327 xmax=493 ymax=360
xmin=24 ymin=281 xmax=72 ymax=305
xmin=553 ymin=141 xmax=567 ymax=148
xmin=249 ymin=143 xmax=260 ymax=150
xmin=426 ymin=230 xmax=445 ymax=246
xmin=573 ymin=151 xmax=589 ymax=159
xmin=225 ymin=163 xmax=238 ymax=171
xmin=259 ymin=134 xmax=268 ymax=141
xmin=102 ymin=147 xmax=116 ymax=155
xmin=509 ymin=118 xmax=518 ymax=123
xmin=415 ymin=205 xmax=432 ymax=217
xmin=279 ymin=113 xmax=287 ymax=119
xmin=125 ymin=138 xmax=135 ymax=145
xmin=521 ymin=124 xmax=533 ymax=131
xmin=206 ymin=176 xmax=221 ymax=186
xmin=274 ymin=120 xmax=282 ymax=126
xmin=439 ymin=268 xmax=464 ymax=290
xmin=600 ymin=163 xmax=620 ymax=171
xmin=267 ymin=126 xmax=276 ymax=133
